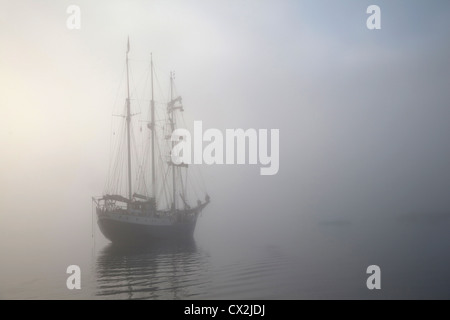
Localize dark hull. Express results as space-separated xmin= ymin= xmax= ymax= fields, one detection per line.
xmin=97 ymin=217 xmax=197 ymax=245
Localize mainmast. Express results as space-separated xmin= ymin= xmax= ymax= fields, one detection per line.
xmin=126 ymin=37 xmax=132 ymax=201
xmin=150 ymin=54 xmax=156 ymax=198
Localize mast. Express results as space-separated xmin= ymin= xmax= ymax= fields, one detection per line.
xmin=150 ymin=54 xmax=156 ymax=198
xmin=126 ymin=37 xmax=132 ymax=201
xmin=170 ymin=72 xmax=176 ymax=211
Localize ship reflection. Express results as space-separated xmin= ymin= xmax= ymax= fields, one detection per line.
xmin=96 ymin=240 xmax=211 ymax=299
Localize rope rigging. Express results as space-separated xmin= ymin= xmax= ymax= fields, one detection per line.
xmin=104 ymin=55 xmax=208 ymax=211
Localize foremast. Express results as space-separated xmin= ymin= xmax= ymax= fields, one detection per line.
xmin=126 ymin=37 xmax=132 ymax=201
xmin=170 ymin=72 xmax=176 ymax=212
xmin=168 ymin=72 xmax=184 ymax=212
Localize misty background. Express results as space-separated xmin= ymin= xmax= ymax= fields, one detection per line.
xmin=1 ymin=0 xmax=450 ymax=299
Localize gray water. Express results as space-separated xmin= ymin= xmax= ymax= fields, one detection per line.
xmin=1 ymin=210 xmax=450 ymax=300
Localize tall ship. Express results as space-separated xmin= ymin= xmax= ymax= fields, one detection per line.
xmin=93 ymin=39 xmax=210 ymax=244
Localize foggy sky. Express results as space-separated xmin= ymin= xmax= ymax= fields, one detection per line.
xmin=1 ymin=0 xmax=450 ymax=270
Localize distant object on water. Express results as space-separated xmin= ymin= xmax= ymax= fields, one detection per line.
xmin=317 ymin=219 xmax=352 ymax=227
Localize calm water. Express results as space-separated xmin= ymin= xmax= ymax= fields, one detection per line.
xmin=95 ymin=241 xmax=292 ymax=299
xmin=1 ymin=213 xmax=450 ymax=299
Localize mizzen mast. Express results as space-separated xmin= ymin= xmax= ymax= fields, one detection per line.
xmin=125 ymin=37 xmax=133 ymax=201
xmin=150 ymin=54 xmax=156 ymax=198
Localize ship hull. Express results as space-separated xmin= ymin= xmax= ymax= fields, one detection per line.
xmin=97 ymin=213 xmax=198 ymax=245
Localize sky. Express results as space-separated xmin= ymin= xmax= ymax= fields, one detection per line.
xmin=1 ymin=0 xmax=450 ymax=262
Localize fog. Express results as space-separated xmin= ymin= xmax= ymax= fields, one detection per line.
xmin=1 ymin=0 xmax=450 ymax=298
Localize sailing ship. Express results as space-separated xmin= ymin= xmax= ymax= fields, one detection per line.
xmin=92 ymin=39 xmax=210 ymax=245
